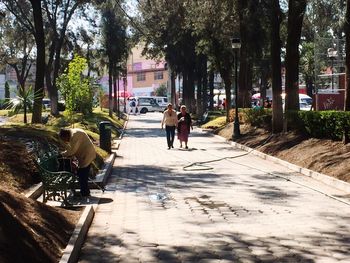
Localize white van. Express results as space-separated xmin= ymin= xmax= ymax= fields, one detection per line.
xmin=153 ymin=97 xmax=168 ymax=107
xmin=128 ymin=96 xmax=162 ymax=113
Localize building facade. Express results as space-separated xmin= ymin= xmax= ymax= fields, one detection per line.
xmin=127 ymin=44 xmax=168 ymax=97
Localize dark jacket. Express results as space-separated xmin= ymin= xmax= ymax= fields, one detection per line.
xmin=177 ymin=112 xmax=192 ymax=133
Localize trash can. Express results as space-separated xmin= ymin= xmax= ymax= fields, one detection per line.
xmin=99 ymin=121 xmax=111 ymax=153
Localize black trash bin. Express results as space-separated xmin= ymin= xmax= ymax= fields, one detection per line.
xmin=99 ymin=121 xmax=111 ymax=153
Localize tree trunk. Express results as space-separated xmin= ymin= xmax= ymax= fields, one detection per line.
xmin=202 ymin=58 xmax=208 ymax=114
xmin=345 ymin=0 xmax=350 ymax=112
xmin=50 ymin=42 xmax=63 ymax=116
xmin=30 ymin=0 xmax=45 ymax=124
xmin=238 ymin=0 xmax=251 ymax=108
xmin=208 ymin=70 xmax=214 ymax=110
xmin=238 ymin=57 xmax=253 ymax=108
xmin=221 ymin=70 xmax=232 ymax=123
xmin=170 ymin=70 xmax=176 ymax=106
xmin=108 ymin=64 xmax=113 ymax=117
xmin=196 ymin=72 xmax=203 ymax=117
xmin=270 ymin=0 xmax=283 ymax=133
xmin=113 ymin=71 xmax=117 ymax=112
xmin=117 ymin=72 xmax=120 ymax=115
xmin=188 ymin=69 xmax=196 ymax=114
xmin=182 ymin=70 xmax=188 ymax=107
xmin=285 ymin=0 xmax=307 ymax=111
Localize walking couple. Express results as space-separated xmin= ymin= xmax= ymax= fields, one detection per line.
xmin=161 ymin=103 xmax=193 ymax=150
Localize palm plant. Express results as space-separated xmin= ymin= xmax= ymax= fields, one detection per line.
xmin=6 ymin=85 xmax=39 ymax=123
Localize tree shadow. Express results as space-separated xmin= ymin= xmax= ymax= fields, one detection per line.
xmin=79 ymin=229 xmax=336 ymax=262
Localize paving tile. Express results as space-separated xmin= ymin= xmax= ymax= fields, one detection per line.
xmin=79 ymin=113 xmax=350 ymax=263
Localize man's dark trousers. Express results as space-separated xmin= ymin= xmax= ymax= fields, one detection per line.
xmin=77 ymin=165 xmax=91 ymax=196
xmin=165 ymin=125 xmax=176 ymax=148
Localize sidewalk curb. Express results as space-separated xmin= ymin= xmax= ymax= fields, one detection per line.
xmin=112 ymin=115 xmax=128 ymax=151
xmin=202 ymin=129 xmax=350 ymax=193
xmin=58 ymin=117 xmax=128 ymax=263
xmin=59 ymin=205 xmax=94 ymax=263
xmin=58 ymin=152 xmax=115 ymax=263
xmin=23 ymin=153 xmax=116 ymax=263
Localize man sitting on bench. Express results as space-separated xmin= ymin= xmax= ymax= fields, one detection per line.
xmin=59 ymin=128 xmax=96 ymax=197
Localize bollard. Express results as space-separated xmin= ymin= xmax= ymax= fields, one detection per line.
xmin=99 ymin=121 xmax=111 ymax=153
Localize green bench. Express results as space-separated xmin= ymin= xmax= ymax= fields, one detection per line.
xmin=36 ymin=155 xmax=78 ymax=204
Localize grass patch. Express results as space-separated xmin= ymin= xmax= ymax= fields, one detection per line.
xmin=201 ymin=116 xmax=227 ymax=129
xmin=0 ymin=110 xmax=9 ymax=116
xmin=0 ymin=108 xmax=125 ymax=192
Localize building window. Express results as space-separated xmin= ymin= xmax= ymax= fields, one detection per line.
xmin=137 ymin=73 xmax=146 ymax=81
xmin=154 ymin=71 xmax=163 ymax=80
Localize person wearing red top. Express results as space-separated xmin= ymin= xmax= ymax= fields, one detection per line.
xmin=177 ymin=105 xmax=193 ymax=149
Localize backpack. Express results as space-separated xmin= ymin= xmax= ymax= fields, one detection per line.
xmin=131 ymin=101 xmax=136 ymax=107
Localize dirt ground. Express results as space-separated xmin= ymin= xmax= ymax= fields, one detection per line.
xmin=217 ymin=123 xmax=350 ymax=183
xmin=0 ymin=128 xmax=81 ymax=263
xmin=0 ymin=189 xmax=81 ymax=263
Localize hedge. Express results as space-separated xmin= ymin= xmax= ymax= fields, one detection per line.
xmin=242 ymin=108 xmax=350 ymax=141
xmin=285 ymin=110 xmax=350 ymax=140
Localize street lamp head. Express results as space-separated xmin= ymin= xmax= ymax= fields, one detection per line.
xmin=232 ymin=38 xmax=241 ymax=49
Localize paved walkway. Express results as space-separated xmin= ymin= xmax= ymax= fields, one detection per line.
xmin=79 ymin=112 xmax=350 ymax=263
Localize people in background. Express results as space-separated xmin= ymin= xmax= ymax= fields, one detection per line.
xmin=129 ymin=98 xmax=136 ymax=114
xmin=222 ymin=98 xmax=226 ymax=110
xmin=59 ymin=128 xmax=96 ymax=197
xmin=177 ymin=105 xmax=193 ymax=149
xmin=161 ymin=103 xmax=178 ymax=149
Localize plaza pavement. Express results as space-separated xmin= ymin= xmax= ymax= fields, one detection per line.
xmin=79 ymin=112 xmax=350 ymax=263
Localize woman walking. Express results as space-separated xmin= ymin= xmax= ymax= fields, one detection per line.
xmin=177 ymin=105 xmax=193 ymax=149
xmin=161 ymin=103 xmax=178 ymax=149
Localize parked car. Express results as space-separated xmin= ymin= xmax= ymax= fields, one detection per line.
xmin=300 ymin=102 xmax=312 ymax=111
xmin=42 ymin=98 xmax=66 ymax=111
xmin=153 ymin=96 xmax=168 ymax=107
xmin=128 ymin=96 xmax=162 ymax=113
xmin=42 ymin=98 xmax=51 ymax=109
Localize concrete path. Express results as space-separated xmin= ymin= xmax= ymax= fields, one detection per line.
xmin=79 ymin=112 xmax=350 ymax=263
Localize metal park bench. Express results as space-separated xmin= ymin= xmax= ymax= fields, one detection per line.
xmin=36 ymin=155 xmax=78 ymax=204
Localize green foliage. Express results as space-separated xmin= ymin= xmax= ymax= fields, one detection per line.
xmin=201 ymin=116 xmax=227 ymax=129
xmin=242 ymin=108 xmax=272 ymax=127
xmin=5 ymin=85 xmax=40 ymax=123
xmin=154 ymin=83 xmax=167 ymax=96
xmin=286 ymin=111 xmax=350 ymax=140
xmin=57 ymin=55 xmax=93 ymax=116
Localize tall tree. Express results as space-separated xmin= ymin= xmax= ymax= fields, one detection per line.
xmin=42 ymin=0 xmax=88 ymax=116
xmin=0 ymin=15 xmax=35 ymax=90
xmin=237 ymin=0 xmax=265 ymax=108
xmin=284 ymin=0 xmax=307 ymax=111
xmin=345 ymin=0 xmax=350 ymax=111
xmin=29 ymin=0 xmax=45 ymax=123
xmin=101 ymin=1 xmax=128 ymax=117
xmin=268 ymin=0 xmax=283 ymax=133
xmin=188 ymin=0 xmax=237 ymax=121
xmin=139 ymin=0 xmax=198 ymax=113
xmin=2 ymin=0 xmax=46 ymax=123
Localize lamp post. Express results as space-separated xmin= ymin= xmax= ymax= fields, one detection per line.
xmin=232 ymin=38 xmax=241 ymax=139
xmin=327 ymin=47 xmax=337 ymax=90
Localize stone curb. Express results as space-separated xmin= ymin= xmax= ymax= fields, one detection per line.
xmin=58 ymin=152 xmax=115 ymax=263
xmin=58 ymin=117 xmax=128 ymax=263
xmin=201 ymin=129 xmax=350 ymax=193
xmin=59 ymin=205 xmax=95 ymax=263
xmin=23 ymin=152 xmax=116 ymax=263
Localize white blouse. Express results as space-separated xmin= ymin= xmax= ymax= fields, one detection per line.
xmin=162 ymin=109 xmax=178 ymax=127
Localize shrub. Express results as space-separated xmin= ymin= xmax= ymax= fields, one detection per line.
xmin=286 ymin=110 xmax=350 ymax=141
xmin=241 ymin=108 xmax=272 ymax=127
